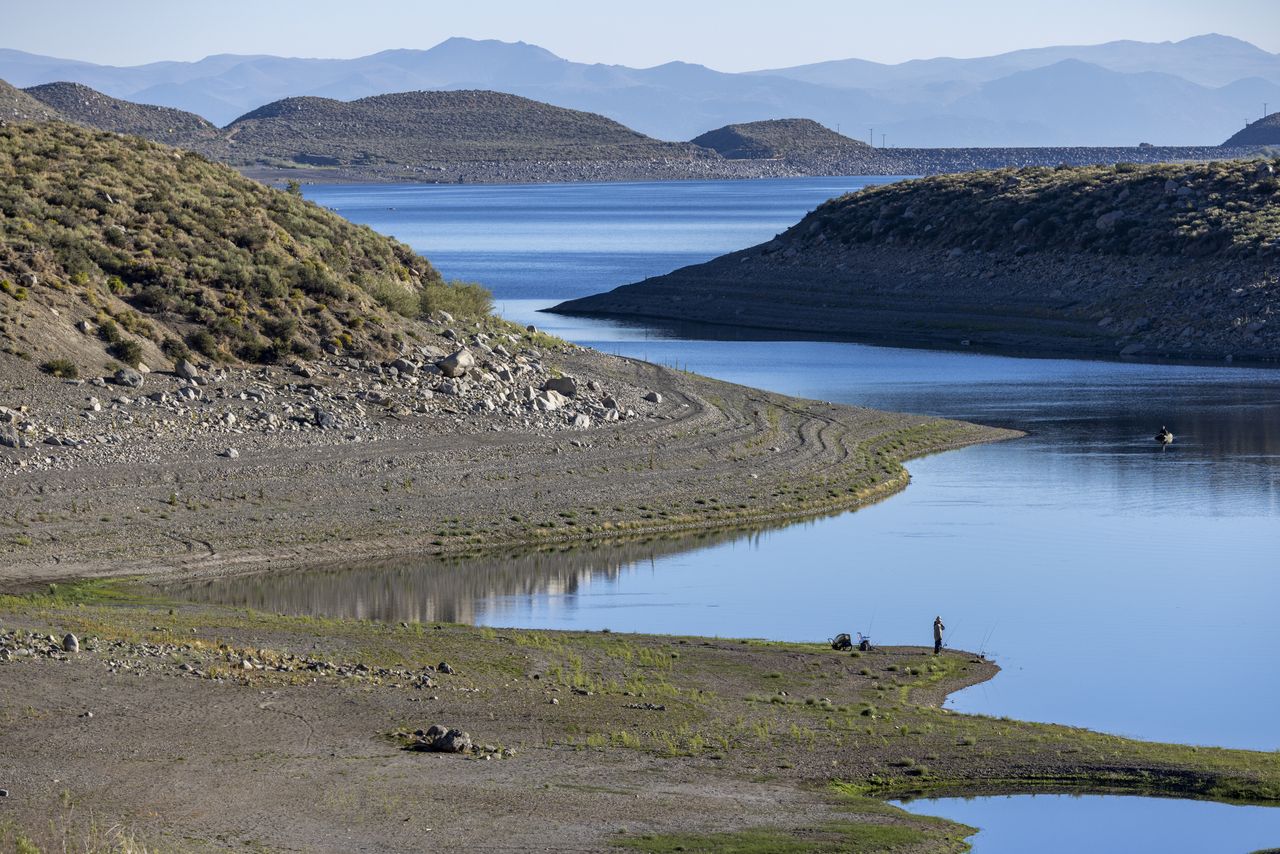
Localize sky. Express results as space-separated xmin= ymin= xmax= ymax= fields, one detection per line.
xmin=4 ymin=0 xmax=1278 ymax=69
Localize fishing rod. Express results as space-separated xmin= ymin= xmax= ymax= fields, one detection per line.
xmin=977 ymin=621 xmax=998 ymax=658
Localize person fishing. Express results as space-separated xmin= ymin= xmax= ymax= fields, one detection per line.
xmin=933 ymin=615 xmax=945 ymax=654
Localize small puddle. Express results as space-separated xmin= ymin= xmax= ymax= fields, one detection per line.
xmin=894 ymin=793 xmax=1280 ymax=853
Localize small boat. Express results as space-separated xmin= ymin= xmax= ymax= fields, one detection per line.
xmin=1155 ymin=426 xmax=1174 ymax=447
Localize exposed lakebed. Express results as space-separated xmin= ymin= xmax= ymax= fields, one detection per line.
xmin=172 ymin=178 xmax=1280 ymax=754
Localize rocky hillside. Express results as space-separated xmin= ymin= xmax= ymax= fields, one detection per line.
xmin=0 ymin=121 xmax=459 ymax=370
xmin=556 ymin=159 xmax=1280 ymax=363
xmin=24 ymin=81 xmax=220 ymax=148
xmin=223 ymin=89 xmax=715 ymax=170
xmin=0 ymin=79 xmax=61 ymax=122
xmin=1223 ymin=112 xmax=1280 ymax=147
xmin=0 ymin=119 xmax=687 ymax=468
xmin=690 ymin=119 xmax=870 ymax=159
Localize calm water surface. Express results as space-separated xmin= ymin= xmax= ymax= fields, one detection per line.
xmin=178 ymin=181 xmax=1280 ymax=755
xmin=894 ymin=794 xmax=1280 ymax=853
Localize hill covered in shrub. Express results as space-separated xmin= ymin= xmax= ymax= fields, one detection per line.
xmin=1222 ymin=112 xmax=1280 ymax=147
xmin=690 ymin=119 xmax=870 ymax=159
xmin=0 ymin=79 xmax=61 ymax=122
xmin=791 ymin=158 xmax=1280 ymax=259
xmin=24 ymin=81 xmax=220 ymax=149
xmin=0 ymin=121 xmax=491 ymax=370
xmin=222 ymin=89 xmax=715 ymax=168
xmin=556 ymin=158 xmax=1280 ymax=363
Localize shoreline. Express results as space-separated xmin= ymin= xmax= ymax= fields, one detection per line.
xmin=554 ymin=243 xmax=1280 ymax=367
xmin=2 ymin=580 xmax=1278 ymax=852
xmin=238 ymin=144 xmax=1267 ymax=187
xmin=0 ymin=342 xmax=1019 ymax=592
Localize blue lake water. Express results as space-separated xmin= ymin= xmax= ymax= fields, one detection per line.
xmin=895 ymin=794 xmax=1280 ymax=853
xmin=163 ymin=177 xmax=1280 ymax=850
xmin=283 ymin=179 xmax=1280 ymax=751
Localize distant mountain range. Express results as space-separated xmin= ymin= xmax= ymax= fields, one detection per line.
xmin=1 ymin=34 xmax=1278 ymax=146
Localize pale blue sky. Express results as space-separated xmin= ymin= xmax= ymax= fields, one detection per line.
xmin=6 ymin=0 xmax=1278 ymax=69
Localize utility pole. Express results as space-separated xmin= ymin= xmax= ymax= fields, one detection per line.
xmin=869 ymin=128 xmax=874 ymax=147
xmin=1265 ymin=102 xmax=1270 ymax=118
xmin=881 ymin=133 xmax=886 ymax=148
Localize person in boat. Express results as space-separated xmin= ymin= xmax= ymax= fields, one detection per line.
xmin=1155 ymin=426 xmax=1174 ymax=446
xmin=933 ymin=615 xmax=945 ymax=654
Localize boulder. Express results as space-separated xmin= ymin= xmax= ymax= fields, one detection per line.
xmin=112 ymin=367 xmax=143 ymax=389
xmin=437 ymin=348 xmax=476 ymax=378
xmin=643 ymin=391 xmax=663 ymax=404
xmin=175 ymin=360 xmax=201 ymax=380
xmin=434 ymin=728 xmax=472 ymax=753
xmin=0 ymin=424 xmax=19 ymax=449
xmin=533 ymin=391 xmax=566 ymax=412
xmin=1095 ymin=211 xmax=1124 ymax=231
xmin=571 ymin=414 xmax=592 ymax=429
xmin=390 ymin=358 xmax=418 ymax=376
xmin=543 ymin=375 xmax=577 ymax=398
xmin=219 ymin=448 xmax=240 ymax=459
xmin=313 ymin=409 xmax=338 ymax=430
xmin=62 ymin=633 xmax=79 ymax=653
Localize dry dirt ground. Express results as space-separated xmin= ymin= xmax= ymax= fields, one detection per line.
xmin=2 ymin=590 xmax=1278 ymax=854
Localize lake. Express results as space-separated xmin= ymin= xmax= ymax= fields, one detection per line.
xmin=174 ymin=178 xmax=1280 ymax=753
xmin=158 ymin=176 xmax=1280 ymax=851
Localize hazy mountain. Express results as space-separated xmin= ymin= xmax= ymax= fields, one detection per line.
xmin=759 ymin=34 xmax=1280 ymax=90
xmin=1 ymin=35 xmax=1277 ymax=146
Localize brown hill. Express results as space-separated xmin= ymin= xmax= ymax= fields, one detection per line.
xmin=0 ymin=78 xmax=62 ymax=122
xmin=24 ymin=81 xmax=219 ymax=149
xmin=1222 ymin=112 xmax=1280 ymax=146
xmin=690 ymin=118 xmax=871 ymax=159
xmin=223 ymin=89 xmax=715 ymax=169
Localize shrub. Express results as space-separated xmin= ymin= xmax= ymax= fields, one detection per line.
xmin=39 ymin=358 xmax=78 ymax=378
xmin=419 ymin=279 xmax=493 ymax=319
xmin=108 ymin=339 xmax=144 ymax=367
xmin=160 ymin=337 xmax=190 ymax=361
xmin=368 ymin=280 xmax=419 ymax=318
xmin=187 ymin=330 xmax=218 ymax=358
xmin=97 ymin=319 xmax=123 ymax=344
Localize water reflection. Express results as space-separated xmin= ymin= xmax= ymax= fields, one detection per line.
xmin=167 ymin=526 xmax=789 ymax=625
xmin=242 ymin=181 xmax=1280 ymax=751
